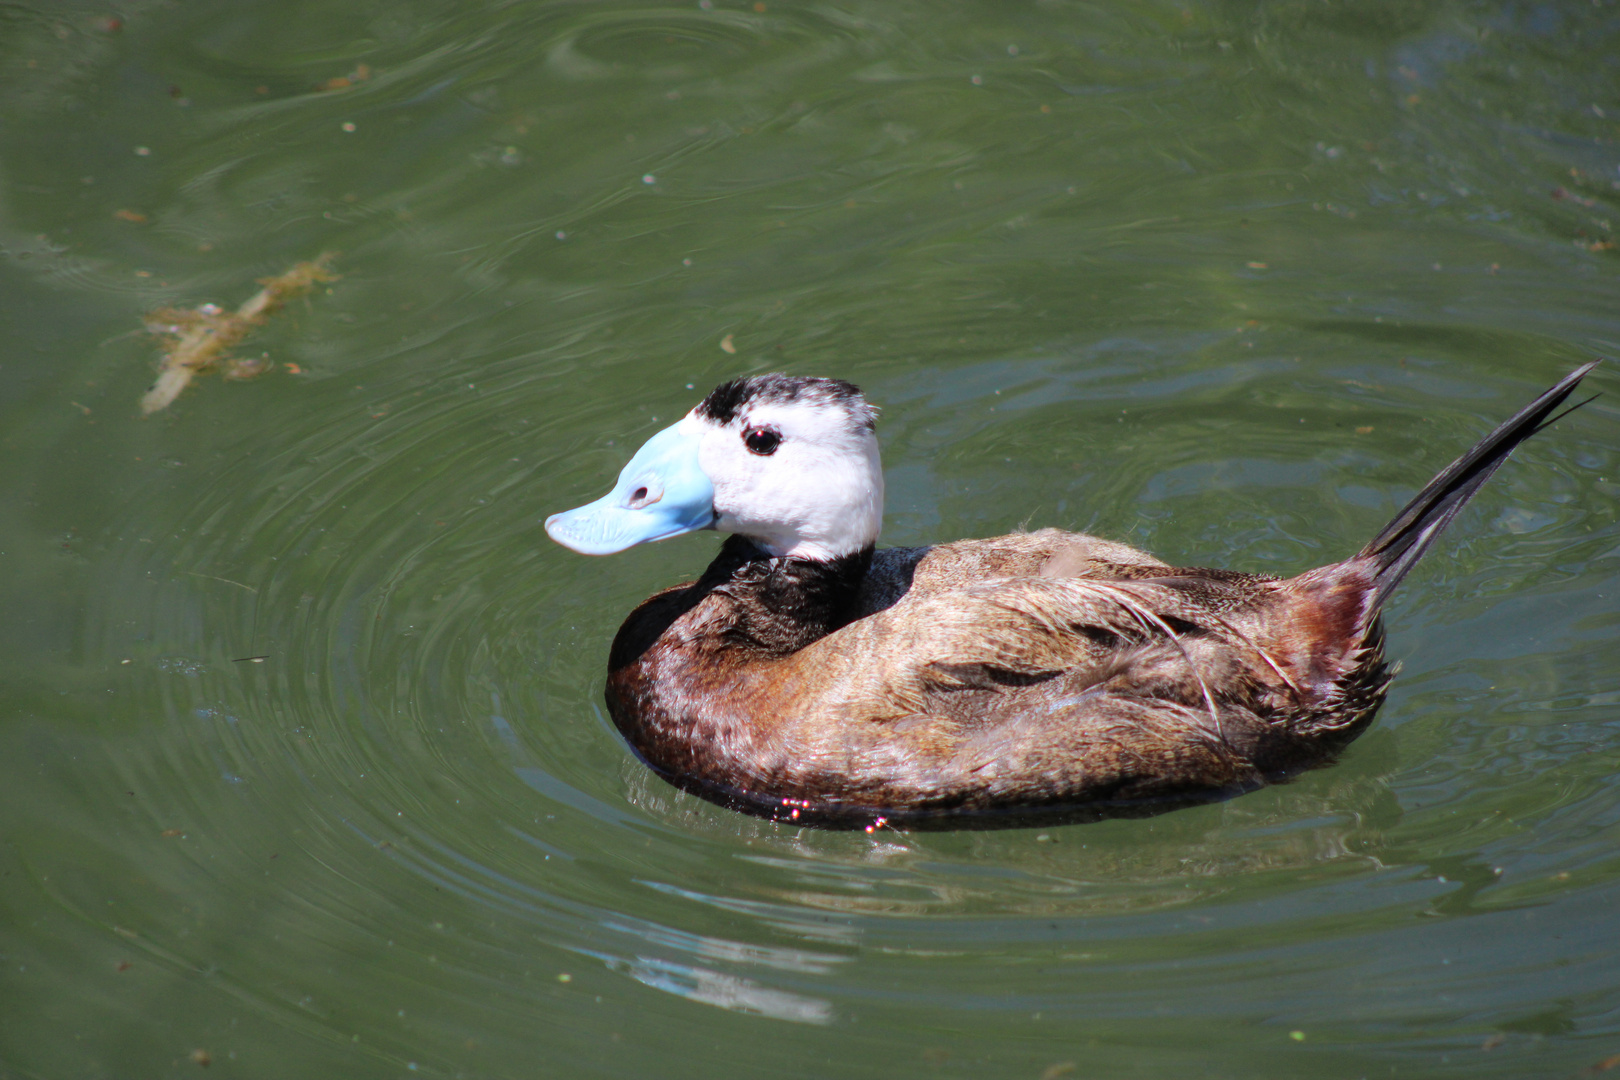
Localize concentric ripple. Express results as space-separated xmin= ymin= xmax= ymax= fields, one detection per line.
xmin=2 ymin=1 xmax=1617 ymax=1077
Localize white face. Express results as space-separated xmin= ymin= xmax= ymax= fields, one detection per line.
xmin=684 ymin=396 xmax=884 ymax=560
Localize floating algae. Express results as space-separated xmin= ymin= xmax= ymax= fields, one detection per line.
xmin=139 ymin=253 xmax=337 ymax=414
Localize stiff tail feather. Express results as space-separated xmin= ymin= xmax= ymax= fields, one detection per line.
xmin=1358 ymin=361 xmax=1599 ymax=609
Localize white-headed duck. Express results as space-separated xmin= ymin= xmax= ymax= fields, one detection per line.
xmin=546 ymin=365 xmax=1596 ymax=829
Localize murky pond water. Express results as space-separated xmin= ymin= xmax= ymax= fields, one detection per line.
xmin=2 ymin=2 xmax=1617 ymax=1077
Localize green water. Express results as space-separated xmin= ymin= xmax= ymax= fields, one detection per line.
xmin=1 ymin=1 xmax=1617 ymax=1077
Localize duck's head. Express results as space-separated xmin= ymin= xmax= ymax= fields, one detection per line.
xmin=545 ymin=374 xmax=883 ymax=561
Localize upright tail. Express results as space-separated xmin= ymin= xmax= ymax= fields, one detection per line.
xmin=1358 ymin=361 xmax=1599 ymax=609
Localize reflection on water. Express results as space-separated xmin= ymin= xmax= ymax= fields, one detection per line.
xmin=0 ymin=1 xmax=1616 ymax=1077
xmin=603 ymin=954 xmax=834 ymax=1025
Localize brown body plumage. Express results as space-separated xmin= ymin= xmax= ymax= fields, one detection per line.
xmin=608 ymin=530 xmax=1391 ymax=828
xmin=553 ymin=365 xmax=1596 ymax=829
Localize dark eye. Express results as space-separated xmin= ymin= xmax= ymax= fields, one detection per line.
xmin=743 ymin=426 xmax=781 ymax=456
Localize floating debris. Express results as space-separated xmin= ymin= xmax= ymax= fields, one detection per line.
xmin=1552 ymin=186 xmax=1597 ymax=208
xmin=315 ymin=63 xmax=371 ymax=92
xmin=1577 ymin=1052 xmax=1620 ymax=1078
xmin=139 ymin=253 xmax=337 ymax=414
xmin=223 ymin=354 xmax=273 ymax=380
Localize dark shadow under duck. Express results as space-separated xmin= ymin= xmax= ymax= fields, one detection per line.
xmin=546 ymin=365 xmax=1597 ymax=830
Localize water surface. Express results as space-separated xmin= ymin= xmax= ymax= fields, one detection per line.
xmin=1 ymin=2 xmax=1617 ymax=1077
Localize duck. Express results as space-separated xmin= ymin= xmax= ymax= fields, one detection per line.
xmin=545 ymin=364 xmax=1596 ymax=830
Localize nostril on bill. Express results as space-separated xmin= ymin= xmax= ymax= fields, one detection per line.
xmin=627 ymin=483 xmax=662 ymax=509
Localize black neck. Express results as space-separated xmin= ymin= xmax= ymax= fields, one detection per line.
xmin=710 ymin=535 xmax=874 ymax=654
xmin=607 ymin=536 xmax=873 ymax=672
